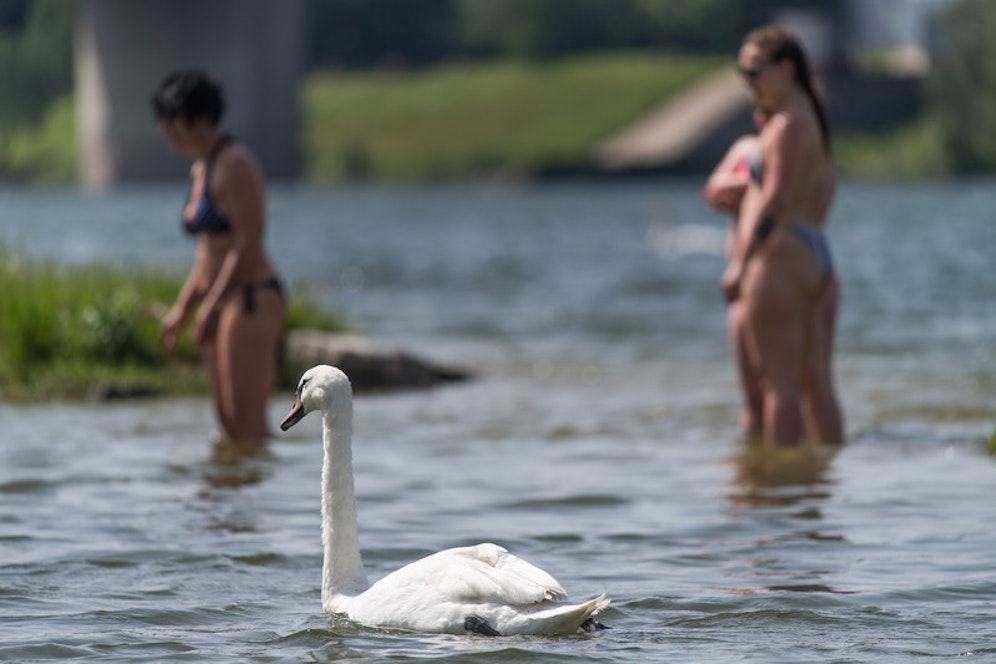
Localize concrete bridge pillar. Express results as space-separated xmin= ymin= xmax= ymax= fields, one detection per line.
xmin=75 ymin=0 xmax=302 ymax=187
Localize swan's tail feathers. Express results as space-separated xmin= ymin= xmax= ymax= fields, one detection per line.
xmin=583 ymin=593 xmax=611 ymax=626
xmin=511 ymin=593 xmax=610 ymax=636
xmin=569 ymin=593 xmax=611 ymax=633
xmin=555 ymin=593 xmax=611 ymax=634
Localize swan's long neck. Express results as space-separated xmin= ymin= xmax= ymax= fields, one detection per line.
xmin=320 ymin=401 xmax=368 ymax=603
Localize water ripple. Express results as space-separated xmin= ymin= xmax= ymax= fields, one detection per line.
xmin=2 ymin=183 xmax=996 ymax=662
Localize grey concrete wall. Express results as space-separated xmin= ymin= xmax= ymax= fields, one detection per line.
xmin=76 ymin=0 xmax=302 ymax=187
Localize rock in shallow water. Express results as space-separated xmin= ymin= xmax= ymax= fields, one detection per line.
xmin=283 ymin=330 xmax=471 ymax=391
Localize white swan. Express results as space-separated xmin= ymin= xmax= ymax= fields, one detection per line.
xmin=280 ymin=364 xmax=610 ymax=636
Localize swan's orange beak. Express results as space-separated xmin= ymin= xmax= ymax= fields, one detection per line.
xmin=280 ymin=396 xmax=306 ymax=431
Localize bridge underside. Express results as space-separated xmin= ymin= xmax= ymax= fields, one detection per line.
xmin=76 ymin=0 xmax=302 ymax=186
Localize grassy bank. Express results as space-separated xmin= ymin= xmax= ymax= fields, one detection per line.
xmin=303 ymin=54 xmax=949 ymax=181
xmin=833 ymin=116 xmax=950 ymax=180
xmin=302 ymin=52 xmax=722 ymax=180
xmin=0 ymin=95 xmax=76 ymax=183
xmin=1 ymin=54 xmax=950 ymax=183
xmin=0 ymin=250 xmax=346 ymax=400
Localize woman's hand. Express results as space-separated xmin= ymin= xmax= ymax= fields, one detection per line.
xmin=721 ymin=262 xmax=743 ymax=303
xmin=160 ymin=308 xmax=186 ymax=359
xmin=704 ymin=176 xmax=747 ymax=214
xmin=192 ymin=305 xmax=219 ymax=349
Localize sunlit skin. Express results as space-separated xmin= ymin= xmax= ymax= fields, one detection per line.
xmin=705 ymin=104 xmax=840 ymax=442
xmin=719 ymin=38 xmax=843 ymax=448
xmin=158 ymin=115 xmax=286 ymax=459
xmin=704 ymin=110 xmax=767 ymax=436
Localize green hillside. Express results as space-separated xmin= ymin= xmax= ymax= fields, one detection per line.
xmin=302 ymin=52 xmax=721 ymax=180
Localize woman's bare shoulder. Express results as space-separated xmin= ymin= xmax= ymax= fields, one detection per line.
xmin=214 ymin=142 xmax=264 ymax=191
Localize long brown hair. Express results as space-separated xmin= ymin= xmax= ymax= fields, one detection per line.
xmin=744 ymin=25 xmax=831 ymax=155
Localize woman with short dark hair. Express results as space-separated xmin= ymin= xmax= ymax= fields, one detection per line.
xmin=152 ymin=70 xmax=286 ymax=461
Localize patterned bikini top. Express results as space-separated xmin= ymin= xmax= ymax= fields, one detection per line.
xmin=182 ymin=134 xmax=234 ymax=236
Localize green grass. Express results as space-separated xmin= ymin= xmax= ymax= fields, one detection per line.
xmin=833 ymin=115 xmax=950 ymax=180
xmin=0 ymin=94 xmax=76 ymax=183
xmin=302 ymin=52 xmax=722 ymax=180
xmin=0 ymin=249 xmax=347 ymax=400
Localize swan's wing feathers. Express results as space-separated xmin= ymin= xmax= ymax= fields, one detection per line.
xmin=440 ymin=543 xmax=568 ymax=605
xmin=378 ymin=543 xmax=567 ymax=607
xmin=491 ymin=548 xmax=568 ymax=601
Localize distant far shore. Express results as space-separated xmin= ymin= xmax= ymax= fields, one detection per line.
xmin=4 ymin=53 xmax=948 ymax=185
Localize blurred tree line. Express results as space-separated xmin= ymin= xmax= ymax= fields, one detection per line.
xmin=0 ymin=0 xmax=834 ymax=130
xmin=0 ymin=0 xmax=73 ymax=129
xmin=929 ymin=0 xmax=996 ymax=172
xmin=2 ymin=0 xmax=996 ymax=174
xmin=304 ymin=0 xmax=837 ymax=67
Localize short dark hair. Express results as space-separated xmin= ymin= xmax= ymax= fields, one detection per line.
xmin=151 ymin=70 xmax=226 ymax=125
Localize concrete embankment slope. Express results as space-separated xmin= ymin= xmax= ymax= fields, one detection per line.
xmin=594 ymin=69 xmax=750 ymax=174
xmin=592 ymin=67 xmax=923 ymax=175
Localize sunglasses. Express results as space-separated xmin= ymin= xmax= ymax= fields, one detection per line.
xmin=738 ymin=61 xmax=771 ymax=81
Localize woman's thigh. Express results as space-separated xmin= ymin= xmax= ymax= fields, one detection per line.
xmin=216 ymin=290 xmax=286 ymax=416
xmin=742 ymin=238 xmax=819 ymax=389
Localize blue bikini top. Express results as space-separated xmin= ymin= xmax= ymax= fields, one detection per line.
xmin=747 ymin=150 xmax=764 ymax=185
xmin=182 ymin=134 xmax=234 ymax=236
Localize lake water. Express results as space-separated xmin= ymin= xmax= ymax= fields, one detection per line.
xmin=1 ymin=179 xmax=995 ymax=662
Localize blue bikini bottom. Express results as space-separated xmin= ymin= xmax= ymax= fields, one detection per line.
xmin=789 ymin=226 xmax=834 ymax=286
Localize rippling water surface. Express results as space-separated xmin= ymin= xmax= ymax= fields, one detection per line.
xmin=1 ymin=180 xmax=996 ymax=662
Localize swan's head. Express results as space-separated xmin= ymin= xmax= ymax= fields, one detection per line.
xmin=280 ymin=365 xmax=353 ymax=431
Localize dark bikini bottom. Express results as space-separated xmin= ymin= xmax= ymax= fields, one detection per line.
xmin=240 ymin=277 xmax=285 ymax=314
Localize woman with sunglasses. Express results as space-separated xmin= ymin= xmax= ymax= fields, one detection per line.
xmin=721 ymin=25 xmax=844 ymax=448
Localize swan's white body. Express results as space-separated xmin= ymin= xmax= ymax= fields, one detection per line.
xmin=281 ymin=365 xmax=609 ymax=635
